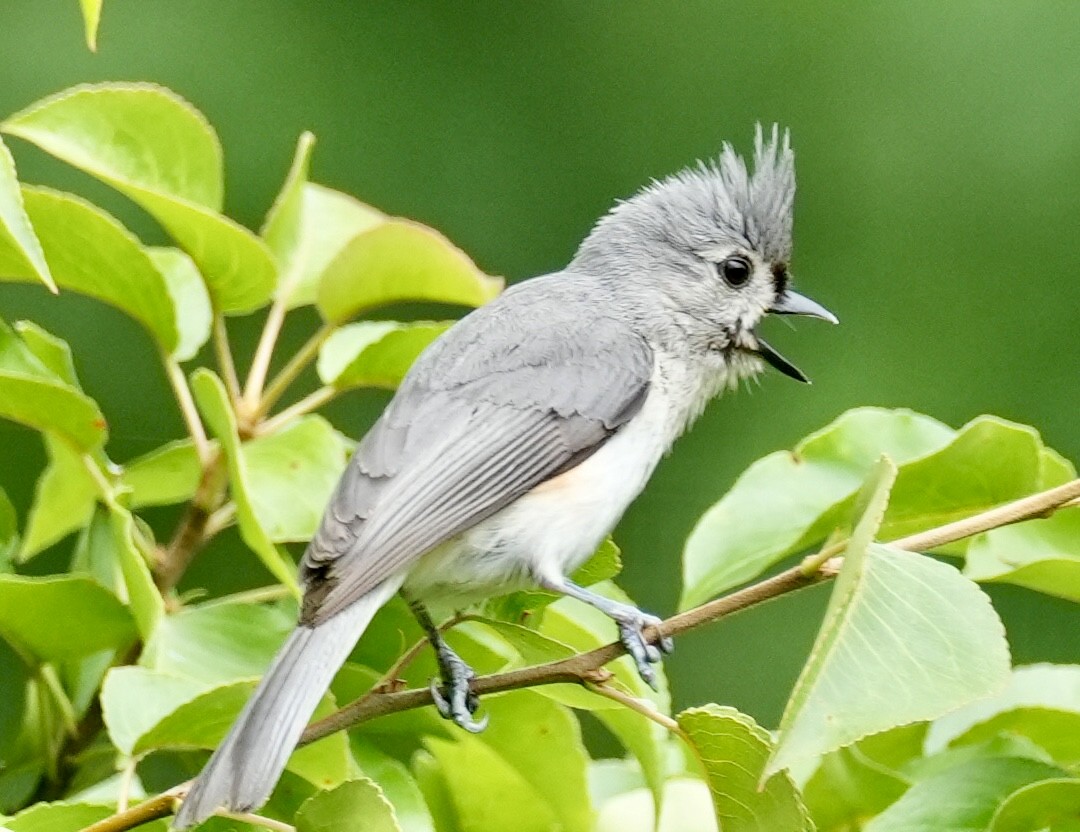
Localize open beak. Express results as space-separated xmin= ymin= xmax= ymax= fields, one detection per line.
xmin=752 ymin=290 xmax=838 ymax=384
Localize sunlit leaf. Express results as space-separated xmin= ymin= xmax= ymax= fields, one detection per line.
xmin=262 ymin=132 xmax=316 ymax=300
xmin=0 ymin=135 xmax=54 ymax=291
xmin=989 ymin=778 xmax=1080 ymax=831
xmin=317 ymin=219 xmax=502 ymax=323
xmin=351 ymin=737 xmax=435 ymax=832
xmin=242 ymin=415 xmax=349 ymax=542
xmin=3 ymin=801 xmax=114 ymax=832
xmin=965 ymin=508 xmax=1080 ymax=601
xmin=767 ymin=457 xmax=1011 ymax=777
xmin=678 ymin=705 xmax=812 ymax=831
xmin=101 ymin=666 xmax=206 ymax=755
xmin=13 ymin=322 xmax=77 ymax=387
xmin=295 ymin=777 xmax=403 ymax=832
xmin=3 ymin=84 xmax=277 ymax=313
xmin=147 ymin=247 xmax=212 ymax=361
xmin=317 ymin=321 xmax=450 ymax=390
xmin=191 ymin=368 xmax=300 ymax=591
xmin=0 ymin=574 xmax=135 ymax=663
xmin=119 ymin=439 xmax=202 ymax=508
xmin=78 ymin=0 xmax=103 ymax=51
xmin=19 ymin=434 xmax=97 ymax=560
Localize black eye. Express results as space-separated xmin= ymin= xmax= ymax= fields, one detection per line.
xmin=719 ymin=256 xmax=752 ymax=287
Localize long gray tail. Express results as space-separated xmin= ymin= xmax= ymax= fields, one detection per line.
xmin=174 ymin=581 xmax=400 ymax=829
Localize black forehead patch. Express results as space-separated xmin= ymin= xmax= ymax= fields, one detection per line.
xmin=771 ymin=262 xmax=789 ymax=295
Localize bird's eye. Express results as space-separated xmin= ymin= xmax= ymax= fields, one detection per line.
xmin=718 ymin=256 xmax=752 ymax=288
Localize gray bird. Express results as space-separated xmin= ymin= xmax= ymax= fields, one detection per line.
xmin=174 ymin=126 xmax=836 ymax=828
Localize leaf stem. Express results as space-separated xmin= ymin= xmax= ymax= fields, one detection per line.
xmin=255 ymin=322 xmax=335 ymax=419
xmin=217 ymin=811 xmax=296 ymax=832
xmin=164 ymin=357 xmax=211 ymax=462
xmin=588 ymin=683 xmax=682 ymax=734
xmin=257 ymin=387 xmax=337 ymax=435
xmin=39 ymin=664 xmax=78 ymax=736
xmin=213 ymin=316 xmax=242 ymax=406
xmin=243 ymin=295 xmax=291 ymax=412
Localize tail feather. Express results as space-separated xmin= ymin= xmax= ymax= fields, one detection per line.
xmin=174 ymin=580 xmax=400 ymax=829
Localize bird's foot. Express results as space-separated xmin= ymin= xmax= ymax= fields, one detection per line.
xmin=612 ymin=606 xmax=674 ymax=691
xmin=429 ymin=642 xmax=488 ymax=733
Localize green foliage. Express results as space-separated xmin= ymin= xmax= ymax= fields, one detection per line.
xmin=0 ymin=80 xmax=1078 ymax=832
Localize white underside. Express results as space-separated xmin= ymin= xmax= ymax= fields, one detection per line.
xmin=404 ymin=348 xmax=739 ymax=603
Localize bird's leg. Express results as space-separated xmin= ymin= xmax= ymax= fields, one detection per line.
xmin=403 ymin=593 xmax=488 ymax=733
xmin=538 ymin=576 xmax=673 ymax=690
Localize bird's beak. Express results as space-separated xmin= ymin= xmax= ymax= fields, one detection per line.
xmin=752 ymin=290 xmax=838 ymax=384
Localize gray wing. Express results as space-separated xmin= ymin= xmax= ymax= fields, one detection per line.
xmin=300 ymin=276 xmax=652 ymax=624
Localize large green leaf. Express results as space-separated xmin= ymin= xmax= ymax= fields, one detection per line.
xmin=19 ymin=434 xmax=97 ymax=560
xmin=242 ymin=415 xmax=349 ymax=542
xmin=351 ymin=738 xmax=435 ymax=832
xmin=4 ymin=84 xmax=277 ymax=313
xmin=681 ymin=408 xmax=953 ymax=609
xmin=0 ymin=574 xmax=135 ymax=663
xmin=147 ymin=247 xmax=212 ymax=362
xmin=989 ymin=778 xmax=1080 ymax=831
xmin=14 ymin=187 xmax=180 ymax=352
xmin=965 ymin=508 xmax=1080 ymax=601
xmin=863 ymin=757 xmax=1069 ymax=832
xmin=594 ymin=777 xmax=719 ymax=832
xmin=119 ymin=439 xmax=202 ymax=508
xmin=0 ymin=135 xmax=54 ymax=291
xmin=678 ymin=705 xmax=812 ymax=831
xmin=3 ymin=801 xmax=115 ymax=832
xmin=191 ymin=368 xmax=299 ymax=591
xmin=100 ymin=666 xmax=206 ymax=755
xmin=317 ymin=219 xmax=502 ymax=323
xmin=766 ymin=459 xmax=1011 ymax=777
xmin=295 ymin=778 xmax=403 ymax=832
xmin=317 ymin=321 xmax=450 ymax=391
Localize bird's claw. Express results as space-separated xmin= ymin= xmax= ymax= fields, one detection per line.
xmin=616 ymin=612 xmax=673 ymax=691
xmin=430 ymin=647 xmax=488 ymax=733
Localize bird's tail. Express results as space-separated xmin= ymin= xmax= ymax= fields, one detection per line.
xmin=174 ymin=580 xmax=400 ymax=829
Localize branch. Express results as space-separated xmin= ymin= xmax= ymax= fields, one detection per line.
xmin=154 ymin=452 xmax=227 ymax=593
xmin=80 ymin=477 xmax=1080 ymax=832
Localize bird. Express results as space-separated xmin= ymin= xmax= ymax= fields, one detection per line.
xmin=174 ymin=125 xmax=836 ymax=828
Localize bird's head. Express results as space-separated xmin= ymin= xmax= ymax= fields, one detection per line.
xmin=571 ymin=125 xmax=836 ymax=382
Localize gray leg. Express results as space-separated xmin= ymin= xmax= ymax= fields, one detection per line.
xmin=538 ymin=576 xmax=673 ymax=690
xmin=404 ymin=594 xmax=488 ymax=733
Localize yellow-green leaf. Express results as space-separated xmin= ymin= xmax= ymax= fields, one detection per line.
xmin=0 ymin=135 xmax=54 ymax=291
xmin=317 ymin=321 xmax=449 ymax=390
xmin=78 ymin=0 xmax=103 ymax=51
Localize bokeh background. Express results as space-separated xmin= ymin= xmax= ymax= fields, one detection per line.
xmin=1 ymin=1 xmax=1078 ymax=728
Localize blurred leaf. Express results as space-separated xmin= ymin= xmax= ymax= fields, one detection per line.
xmin=467 ymin=619 xmax=578 ymax=668
xmin=863 ymin=757 xmax=1069 ymax=832
xmin=147 ymin=247 xmax=212 ymax=362
xmin=678 ymin=705 xmax=812 ymax=831
xmin=140 ymin=600 xmax=293 ymax=685
xmin=131 ymin=679 xmax=252 ymax=754
xmin=242 ymin=415 xmax=349 ymax=543
xmin=0 ymin=638 xmax=28 ymax=760
xmin=295 ymin=778 xmax=402 ymax=832
xmin=13 ymin=322 xmax=78 ymax=387
xmin=317 ymin=220 xmax=502 ymax=323
xmin=802 ymin=723 xmax=927 ymax=830
xmin=351 ymin=737 xmax=435 ymax=832
xmin=262 ymin=132 xmax=315 ymax=279
xmin=989 ymin=778 xmax=1080 ymax=831
xmin=681 ymin=407 xmax=953 ymax=609
xmin=107 ymin=505 xmax=164 ymax=639
xmin=952 ymin=708 xmax=1080 ymax=769
xmin=19 ymin=434 xmax=97 ymax=560
xmin=4 ymin=84 xmax=277 ymax=313
xmin=287 ymin=695 xmax=355 ymax=790
xmin=595 ymin=777 xmax=718 ymax=832
xmin=3 ymin=801 xmax=114 ymax=832
xmin=0 ymin=135 xmax=54 ymax=291
xmin=318 ymin=321 xmax=450 ymax=391
xmin=276 ymin=183 xmax=384 ymax=309
xmin=767 ymin=460 xmax=1011 ymax=776
xmin=412 ymin=750 xmax=461 ymax=832
xmin=15 ymin=187 xmax=179 ymax=352
xmin=101 ymin=666 xmax=206 ymax=755
xmin=191 ymin=368 xmax=299 ymax=591
xmin=424 ymin=692 xmax=590 ymax=832
xmin=78 ymin=0 xmax=103 ymax=51
xmin=0 ymin=575 xmax=135 ymax=663
xmin=965 ymin=507 xmax=1080 ymax=601
xmin=0 ymin=488 xmax=16 ymax=565
xmin=119 ymin=439 xmax=202 ymax=508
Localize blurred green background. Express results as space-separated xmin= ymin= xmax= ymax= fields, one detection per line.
xmin=1 ymin=1 xmax=1077 ymax=727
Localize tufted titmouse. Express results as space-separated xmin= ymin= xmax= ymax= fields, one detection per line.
xmin=175 ymin=126 xmax=836 ymax=827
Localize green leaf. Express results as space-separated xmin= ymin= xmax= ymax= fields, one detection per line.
xmin=0 ymin=574 xmax=135 ymax=663
xmin=0 ymin=487 xmax=16 ymax=564
xmin=262 ymin=132 xmax=315 ymax=276
xmin=965 ymin=508 xmax=1080 ymax=601
xmin=595 ymin=777 xmax=720 ymax=832
xmin=423 ymin=692 xmax=591 ymax=832
xmin=101 ymin=666 xmax=206 ymax=755
xmin=4 ymin=84 xmax=277 ymax=313
xmin=191 ymin=368 xmax=300 ymax=592
xmin=0 ymin=135 xmax=54 ymax=291
xmin=681 ymin=407 xmax=954 ymax=609
xmin=19 ymin=434 xmax=97 ymax=560
xmin=317 ymin=321 xmax=450 ymax=390
xmin=0 ymin=373 xmax=106 ymax=451
xmin=78 ymin=0 xmax=103 ymax=51
xmin=242 ymin=416 xmax=349 ymax=542
xmin=351 ymin=738 xmax=435 ymax=832
xmin=131 ymin=679 xmax=253 ymax=754
xmin=107 ymin=505 xmax=164 ymax=640
xmin=11 ymin=187 xmax=180 ymax=352
xmin=863 ymin=757 xmax=1068 ymax=832
xmin=767 ymin=457 xmax=1011 ymax=776
xmin=140 ymin=599 xmax=293 ymax=685
xmin=147 ymin=247 xmax=212 ymax=361
xmin=275 ymin=183 xmax=384 ymax=309
xmin=989 ymin=778 xmax=1080 ymax=832
xmin=678 ymin=705 xmax=812 ymax=831
xmin=412 ymin=750 xmax=461 ymax=832
xmin=119 ymin=439 xmax=202 ymax=508
xmin=317 ymin=219 xmax=502 ymax=323
xmin=295 ymin=778 xmax=403 ymax=832
xmin=4 ymin=801 xmax=113 ymax=832
xmin=13 ymin=322 xmax=78 ymax=387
